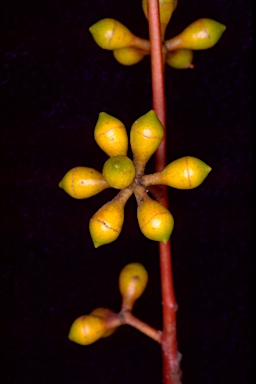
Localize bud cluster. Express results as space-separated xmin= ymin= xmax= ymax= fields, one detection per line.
xmin=89 ymin=1 xmax=226 ymax=69
xmin=68 ymin=263 xmax=149 ymax=345
xmin=60 ymin=110 xmax=211 ymax=248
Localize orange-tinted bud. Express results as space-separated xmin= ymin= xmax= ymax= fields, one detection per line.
xmin=102 ymin=155 xmax=135 ymax=189
xmin=89 ymin=195 xmax=126 ymax=248
xmin=165 ymin=18 xmax=226 ymax=50
xmin=142 ymin=0 xmax=178 ymax=38
xmin=137 ymin=195 xmax=174 ymax=243
xmin=59 ymin=167 xmax=109 ymax=199
xmin=166 ymin=49 xmax=194 ymax=69
xmin=94 ymin=112 xmax=128 ymax=157
xmin=119 ymin=263 xmax=148 ymax=310
xmin=68 ymin=315 xmax=107 ymax=345
xmin=130 ymin=110 xmax=164 ymax=169
xmin=113 ymin=47 xmax=146 ymax=66
xmin=89 ymin=18 xmax=135 ymax=50
xmin=90 ymin=308 xmax=117 ymax=338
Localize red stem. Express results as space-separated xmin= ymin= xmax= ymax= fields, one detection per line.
xmin=147 ymin=1 xmax=181 ymax=383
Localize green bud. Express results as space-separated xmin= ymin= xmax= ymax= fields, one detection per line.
xmin=102 ymin=155 xmax=135 ymax=189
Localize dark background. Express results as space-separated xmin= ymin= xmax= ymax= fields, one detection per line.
xmin=0 ymin=0 xmax=252 ymax=383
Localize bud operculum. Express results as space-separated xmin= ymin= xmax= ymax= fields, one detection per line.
xmin=59 ymin=167 xmax=109 ymax=199
xmin=94 ymin=112 xmax=128 ymax=156
xmin=119 ymin=263 xmax=148 ymax=310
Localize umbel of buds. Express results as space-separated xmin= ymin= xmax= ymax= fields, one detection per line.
xmin=89 ymin=1 xmax=226 ymax=69
xmin=68 ymin=263 xmax=150 ymax=346
xmin=60 ymin=110 xmax=211 ymax=248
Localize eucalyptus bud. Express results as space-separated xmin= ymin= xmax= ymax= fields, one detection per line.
xmin=143 ymin=156 xmax=212 ymax=189
xmin=90 ymin=308 xmax=117 ymax=338
xmin=137 ymin=194 xmax=174 ymax=243
xmin=113 ymin=47 xmax=146 ymax=66
xmin=142 ymin=0 xmax=178 ymax=38
xmin=94 ymin=112 xmax=128 ymax=157
xmin=89 ymin=18 xmax=136 ymax=50
xmin=166 ymin=49 xmax=194 ymax=69
xmin=89 ymin=190 xmax=131 ymax=248
xmin=165 ymin=18 xmax=226 ymax=51
xmin=59 ymin=167 xmax=109 ymax=199
xmin=102 ymin=155 xmax=135 ymax=189
xmin=68 ymin=315 xmax=107 ymax=345
xmin=119 ymin=263 xmax=148 ymax=310
xmin=130 ymin=110 xmax=164 ymax=173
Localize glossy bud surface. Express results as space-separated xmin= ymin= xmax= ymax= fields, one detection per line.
xmin=59 ymin=167 xmax=109 ymax=199
xmin=159 ymin=156 xmax=212 ymax=189
xmin=137 ymin=197 xmax=174 ymax=243
xmin=89 ymin=199 xmax=125 ymax=248
xmin=166 ymin=49 xmax=194 ymax=69
xmin=94 ymin=112 xmax=128 ymax=156
xmin=119 ymin=263 xmax=148 ymax=310
xmin=68 ymin=315 xmax=107 ymax=345
xmin=166 ymin=18 xmax=226 ymax=50
xmin=89 ymin=18 xmax=135 ymax=50
xmin=130 ymin=110 xmax=164 ymax=167
xmin=113 ymin=47 xmax=146 ymax=66
xmin=102 ymin=155 xmax=135 ymax=189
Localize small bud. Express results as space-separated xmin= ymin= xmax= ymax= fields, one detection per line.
xmin=130 ymin=110 xmax=164 ymax=170
xmin=166 ymin=49 xmax=194 ymax=69
xmin=90 ymin=308 xmax=117 ymax=338
xmin=102 ymin=155 xmax=135 ymax=189
xmin=89 ymin=18 xmax=135 ymax=50
xmin=94 ymin=112 xmax=128 ymax=157
xmin=119 ymin=263 xmax=148 ymax=310
xmin=142 ymin=0 xmax=178 ymax=38
xmin=59 ymin=167 xmax=109 ymax=199
xmin=89 ymin=194 xmax=127 ymax=248
xmin=113 ymin=47 xmax=146 ymax=66
xmin=137 ymin=195 xmax=174 ymax=243
xmin=68 ymin=315 xmax=107 ymax=345
xmin=165 ymin=18 xmax=226 ymax=50
xmin=159 ymin=156 xmax=212 ymax=189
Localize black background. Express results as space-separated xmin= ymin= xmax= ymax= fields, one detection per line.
xmin=1 ymin=0 xmax=252 ymax=383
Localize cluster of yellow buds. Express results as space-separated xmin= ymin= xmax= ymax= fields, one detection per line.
xmin=69 ymin=263 xmax=149 ymax=345
xmin=59 ymin=110 xmax=211 ymax=248
xmin=89 ymin=0 xmax=226 ymax=69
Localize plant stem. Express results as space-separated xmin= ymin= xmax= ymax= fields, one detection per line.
xmin=121 ymin=310 xmax=162 ymax=344
xmin=147 ymin=1 xmax=181 ymax=383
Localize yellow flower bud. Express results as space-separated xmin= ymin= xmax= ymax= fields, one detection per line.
xmin=102 ymin=155 xmax=135 ymax=189
xmin=94 ymin=112 xmax=128 ymax=157
xmin=165 ymin=18 xmax=226 ymax=50
xmin=89 ymin=193 xmax=127 ymax=248
xmin=142 ymin=0 xmax=178 ymax=38
xmin=59 ymin=167 xmax=109 ymax=199
xmin=165 ymin=49 xmax=194 ymax=69
xmin=90 ymin=308 xmax=117 ymax=338
xmin=113 ymin=47 xmax=146 ymax=66
xmin=119 ymin=263 xmax=148 ymax=310
xmin=89 ymin=18 xmax=135 ymax=50
xmin=137 ymin=195 xmax=174 ymax=243
xmin=158 ymin=156 xmax=212 ymax=189
xmin=130 ymin=110 xmax=164 ymax=170
xmin=68 ymin=315 xmax=107 ymax=345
